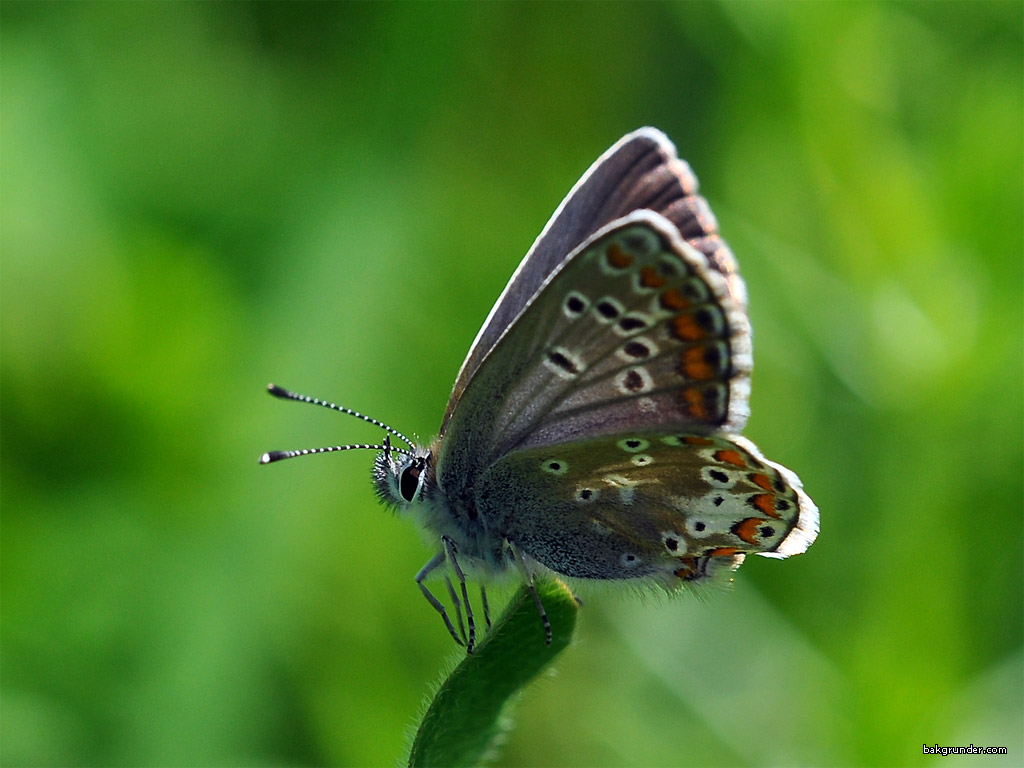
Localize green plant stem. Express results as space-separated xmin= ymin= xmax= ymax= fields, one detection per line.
xmin=407 ymin=579 xmax=578 ymax=768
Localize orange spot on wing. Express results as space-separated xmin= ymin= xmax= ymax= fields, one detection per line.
xmin=660 ymin=288 xmax=691 ymax=311
xmin=681 ymin=346 xmax=715 ymax=380
xmin=714 ymin=449 xmax=747 ymax=468
xmin=607 ymin=243 xmax=633 ymax=269
xmin=669 ymin=313 xmax=706 ymax=341
xmin=673 ymin=557 xmax=699 ymax=580
xmin=733 ymin=517 xmax=765 ymax=545
xmin=750 ymin=473 xmax=773 ymax=491
xmin=751 ymin=494 xmax=781 ymax=519
xmin=639 ymin=266 xmax=667 ymax=288
xmin=680 ymin=388 xmax=709 ymax=421
xmin=709 ymin=547 xmax=740 ymax=557
xmin=683 ymin=436 xmax=714 ymax=446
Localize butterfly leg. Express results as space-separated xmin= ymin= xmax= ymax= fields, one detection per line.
xmin=444 ymin=575 xmax=468 ymax=644
xmin=480 ymin=585 xmax=491 ymax=630
xmin=526 ymin=581 xmax=552 ymax=646
xmin=415 ymin=551 xmax=465 ymax=648
xmin=443 ymin=535 xmax=477 ymax=653
xmin=508 ymin=541 xmax=552 ymax=646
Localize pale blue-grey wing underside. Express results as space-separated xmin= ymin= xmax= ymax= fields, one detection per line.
xmin=440 ymin=128 xmax=743 ymax=437
xmin=437 ymin=212 xmax=752 ymax=507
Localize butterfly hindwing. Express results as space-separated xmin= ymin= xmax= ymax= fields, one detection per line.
xmin=474 ymin=431 xmax=818 ymax=588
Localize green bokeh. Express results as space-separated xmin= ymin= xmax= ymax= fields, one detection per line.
xmin=3 ymin=2 xmax=1021 ymax=766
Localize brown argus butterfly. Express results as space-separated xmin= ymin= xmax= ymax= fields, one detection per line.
xmin=261 ymin=128 xmax=819 ymax=653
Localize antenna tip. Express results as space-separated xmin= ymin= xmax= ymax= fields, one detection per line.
xmin=267 ymin=383 xmax=291 ymax=399
xmin=259 ymin=451 xmax=288 ymax=464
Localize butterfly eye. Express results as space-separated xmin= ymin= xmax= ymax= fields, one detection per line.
xmin=400 ymin=462 xmax=423 ymax=502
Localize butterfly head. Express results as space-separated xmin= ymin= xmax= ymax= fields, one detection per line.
xmin=373 ymin=438 xmax=434 ymax=511
xmin=259 ymin=384 xmax=438 ymax=514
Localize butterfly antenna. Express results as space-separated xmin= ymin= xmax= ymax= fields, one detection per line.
xmin=265 ymin=383 xmax=415 ymax=448
xmin=259 ymin=442 xmax=410 ymax=465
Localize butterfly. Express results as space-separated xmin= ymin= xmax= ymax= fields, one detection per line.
xmin=261 ymin=127 xmax=818 ymax=653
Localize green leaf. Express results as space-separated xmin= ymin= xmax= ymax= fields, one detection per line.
xmin=407 ymin=579 xmax=579 ymax=768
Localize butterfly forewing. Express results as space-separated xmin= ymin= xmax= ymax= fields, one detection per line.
xmin=443 ymin=128 xmax=744 ymax=435
xmin=507 ymin=214 xmax=753 ymax=452
xmin=437 ymin=212 xmax=750 ymax=506
xmin=474 ymin=431 xmax=817 ymax=588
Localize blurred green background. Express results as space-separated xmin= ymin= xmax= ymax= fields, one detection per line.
xmin=3 ymin=2 xmax=1021 ymax=766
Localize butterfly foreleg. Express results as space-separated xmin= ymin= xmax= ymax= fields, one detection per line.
xmin=415 ymin=550 xmax=466 ymax=649
xmin=442 ymin=535 xmax=477 ymax=653
xmin=443 ymin=576 xmax=467 ymax=644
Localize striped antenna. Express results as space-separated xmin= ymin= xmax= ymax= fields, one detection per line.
xmin=259 ymin=441 xmax=409 ymax=465
xmin=259 ymin=384 xmax=416 ymax=465
xmin=265 ymin=383 xmax=414 ymax=448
